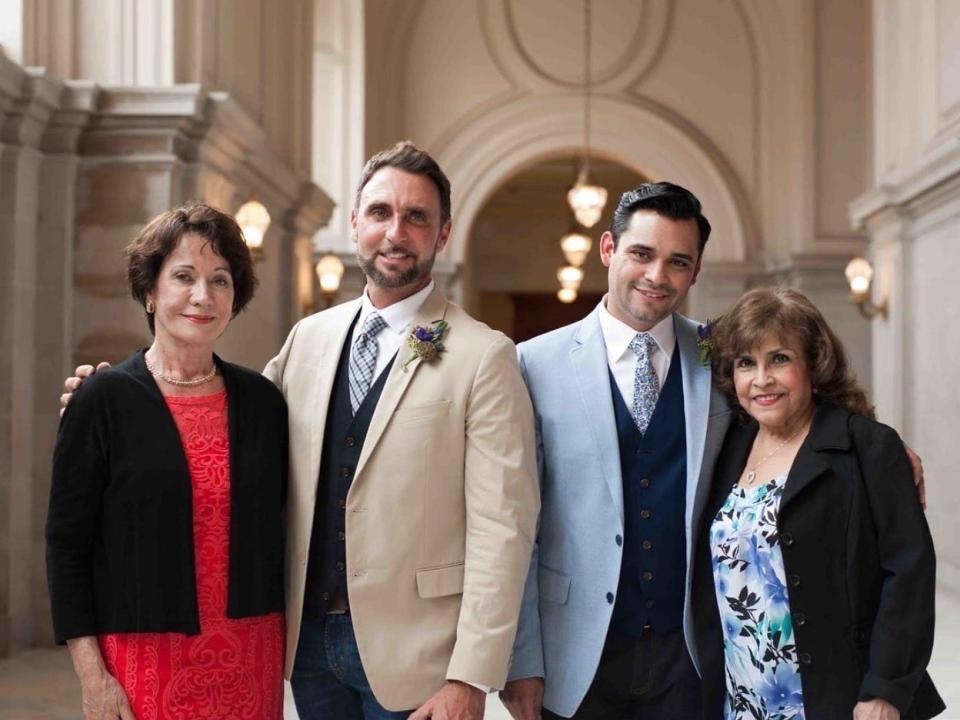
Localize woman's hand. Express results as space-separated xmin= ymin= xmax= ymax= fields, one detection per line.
xmin=67 ymin=636 xmax=135 ymax=720
xmin=853 ymin=698 xmax=899 ymax=720
xmin=79 ymin=669 xmax=136 ymax=720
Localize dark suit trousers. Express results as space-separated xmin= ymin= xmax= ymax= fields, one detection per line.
xmin=543 ymin=627 xmax=701 ymax=720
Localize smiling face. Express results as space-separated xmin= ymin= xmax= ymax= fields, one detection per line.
xmin=146 ymin=233 xmax=234 ymax=349
xmin=599 ymin=210 xmax=702 ymax=331
xmin=351 ymin=166 xmax=451 ymax=307
xmin=733 ymin=334 xmax=815 ymax=436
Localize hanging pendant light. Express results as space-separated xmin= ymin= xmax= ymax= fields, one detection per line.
xmin=567 ymin=0 xmax=607 ymax=228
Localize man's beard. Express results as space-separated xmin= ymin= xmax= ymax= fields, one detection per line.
xmin=357 ymin=246 xmax=437 ymax=289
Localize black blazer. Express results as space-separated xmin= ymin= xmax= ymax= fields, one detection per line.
xmin=46 ymin=350 xmax=287 ymax=644
xmin=691 ymin=401 xmax=944 ymax=720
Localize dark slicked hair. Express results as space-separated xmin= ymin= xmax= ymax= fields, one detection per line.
xmin=354 ymin=141 xmax=452 ymax=222
xmin=126 ymin=202 xmax=257 ymax=334
xmin=610 ymin=182 xmax=711 ymax=254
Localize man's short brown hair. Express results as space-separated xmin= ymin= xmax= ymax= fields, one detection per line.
xmin=126 ymin=202 xmax=258 ymax=334
xmin=355 ymin=141 xmax=452 ymax=222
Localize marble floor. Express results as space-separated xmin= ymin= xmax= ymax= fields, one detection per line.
xmin=2 ymin=590 xmax=957 ymax=720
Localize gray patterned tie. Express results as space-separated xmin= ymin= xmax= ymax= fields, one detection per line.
xmin=629 ymin=333 xmax=660 ymax=435
xmin=348 ymin=312 xmax=388 ymax=413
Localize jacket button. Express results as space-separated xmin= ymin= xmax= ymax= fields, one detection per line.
xmin=787 ymin=574 xmax=800 ymax=588
xmin=615 ymin=534 xmax=623 ymax=547
xmin=854 ymin=627 xmax=866 ymax=642
xmin=336 ymin=561 xmax=345 ymax=571
xmin=642 ymin=540 xmax=653 ymax=550
xmin=341 ymin=467 xmax=352 ymax=478
xmin=322 ymin=591 xmax=330 ymax=601
xmin=345 ymin=436 xmax=356 ymax=447
xmin=799 ymin=652 xmax=812 ymax=665
xmin=640 ymin=478 xmax=650 ymax=488
xmin=640 ymin=509 xmax=652 ymax=520
xmin=794 ymin=612 xmax=806 ymax=627
xmin=338 ymin=498 xmax=346 ymax=509
xmin=644 ymin=599 xmax=655 ymax=609
xmin=642 ymin=571 xmax=653 ymax=581
xmin=337 ymin=531 xmax=345 ymax=541
xmin=606 ymin=592 xmax=615 ymax=604
xmin=781 ymin=532 xmax=794 ymax=547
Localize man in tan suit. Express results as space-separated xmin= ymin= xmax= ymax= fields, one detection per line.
xmin=266 ymin=142 xmax=538 ymax=719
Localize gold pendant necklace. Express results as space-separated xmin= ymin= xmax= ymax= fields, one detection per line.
xmin=745 ymin=427 xmax=802 ymax=484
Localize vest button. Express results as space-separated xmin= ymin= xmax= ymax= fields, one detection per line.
xmin=642 ymin=571 xmax=653 ymax=581
xmin=338 ymin=498 xmax=346 ymax=509
xmin=642 ymin=540 xmax=653 ymax=550
xmin=606 ymin=592 xmax=614 ymax=604
xmin=640 ymin=509 xmax=652 ymax=520
xmin=336 ymin=561 xmax=345 ymax=571
xmin=644 ymin=599 xmax=655 ymax=609
xmin=640 ymin=478 xmax=650 ymax=488
xmin=345 ymin=436 xmax=356 ymax=447
xmin=615 ymin=535 xmax=623 ymax=547
xmin=781 ymin=532 xmax=794 ymax=546
xmin=799 ymin=652 xmax=813 ymax=665
xmin=794 ymin=612 xmax=806 ymax=627
xmin=322 ymin=591 xmax=330 ymax=601
xmin=341 ymin=467 xmax=352 ymax=478
xmin=788 ymin=574 xmax=800 ymax=588
xmin=337 ymin=531 xmax=345 ymax=541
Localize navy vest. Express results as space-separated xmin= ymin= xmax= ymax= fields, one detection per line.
xmin=303 ymin=312 xmax=394 ymax=619
xmin=609 ymin=344 xmax=687 ymax=636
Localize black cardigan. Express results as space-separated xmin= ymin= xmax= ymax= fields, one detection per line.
xmin=691 ymin=401 xmax=944 ymax=720
xmin=46 ymin=350 xmax=287 ymax=644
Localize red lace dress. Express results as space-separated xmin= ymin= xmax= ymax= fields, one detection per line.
xmin=99 ymin=390 xmax=284 ymax=720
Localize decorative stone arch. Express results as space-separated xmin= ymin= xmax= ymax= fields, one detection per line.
xmin=436 ymin=94 xmax=756 ymax=268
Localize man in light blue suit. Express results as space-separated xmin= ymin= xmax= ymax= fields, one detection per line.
xmin=500 ymin=183 xmax=732 ymax=719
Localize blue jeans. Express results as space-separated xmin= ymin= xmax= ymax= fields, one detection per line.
xmin=291 ymin=614 xmax=411 ymax=720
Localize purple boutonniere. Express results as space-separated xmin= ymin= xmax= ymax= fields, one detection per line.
xmin=402 ymin=320 xmax=449 ymax=371
xmin=696 ymin=319 xmax=718 ymax=366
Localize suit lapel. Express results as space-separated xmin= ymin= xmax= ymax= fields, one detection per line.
xmin=675 ymin=314 xmax=713 ymax=544
xmin=570 ymin=308 xmax=625 ymax=525
xmin=309 ymin=298 xmax=363 ymax=482
xmin=354 ymin=286 xmax=449 ymax=481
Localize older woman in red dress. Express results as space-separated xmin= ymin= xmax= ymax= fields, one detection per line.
xmin=47 ymin=204 xmax=287 ymax=720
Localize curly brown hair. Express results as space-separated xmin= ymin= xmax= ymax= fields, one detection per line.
xmin=126 ymin=203 xmax=258 ymax=334
xmin=712 ymin=287 xmax=874 ymax=419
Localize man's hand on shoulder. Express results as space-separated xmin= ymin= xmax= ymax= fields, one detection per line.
xmin=500 ymin=677 xmax=544 ymax=720
xmin=409 ymin=680 xmax=485 ymax=720
xmin=903 ymin=442 xmax=926 ymax=509
xmin=60 ymin=362 xmax=111 ymax=415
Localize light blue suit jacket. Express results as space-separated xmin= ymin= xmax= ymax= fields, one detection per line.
xmin=508 ymin=308 xmax=733 ymax=717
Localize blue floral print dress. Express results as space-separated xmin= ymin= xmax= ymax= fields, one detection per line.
xmin=709 ymin=473 xmax=805 ymax=720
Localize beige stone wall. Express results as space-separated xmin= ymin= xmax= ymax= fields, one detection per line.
xmin=852 ymin=0 xmax=960 ymax=598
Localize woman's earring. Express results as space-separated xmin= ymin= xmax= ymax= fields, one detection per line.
xmin=146 ymin=300 xmax=155 ymax=314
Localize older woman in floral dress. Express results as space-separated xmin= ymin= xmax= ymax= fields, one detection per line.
xmin=691 ymin=287 xmax=943 ymax=720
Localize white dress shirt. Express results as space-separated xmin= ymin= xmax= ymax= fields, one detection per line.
xmin=597 ymin=296 xmax=676 ymax=410
xmin=351 ymin=280 xmax=435 ymax=381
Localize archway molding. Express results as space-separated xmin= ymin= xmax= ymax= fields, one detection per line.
xmin=437 ymin=94 xmax=756 ymax=267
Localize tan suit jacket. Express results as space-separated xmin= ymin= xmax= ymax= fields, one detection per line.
xmin=264 ymin=286 xmax=539 ymax=711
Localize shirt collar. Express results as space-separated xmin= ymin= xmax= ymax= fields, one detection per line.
xmin=358 ymin=280 xmax=435 ymax=335
xmin=597 ymin=295 xmax=676 ymax=362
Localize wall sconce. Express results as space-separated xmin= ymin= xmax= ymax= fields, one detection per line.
xmin=236 ymin=201 xmax=271 ymax=259
xmin=315 ymin=252 xmax=345 ymax=309
xmin=844 ymin=257 xmax=887 ymax=319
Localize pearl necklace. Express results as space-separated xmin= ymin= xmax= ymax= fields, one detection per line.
xmin=146 ymin=358 xmax=218 ymax=387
